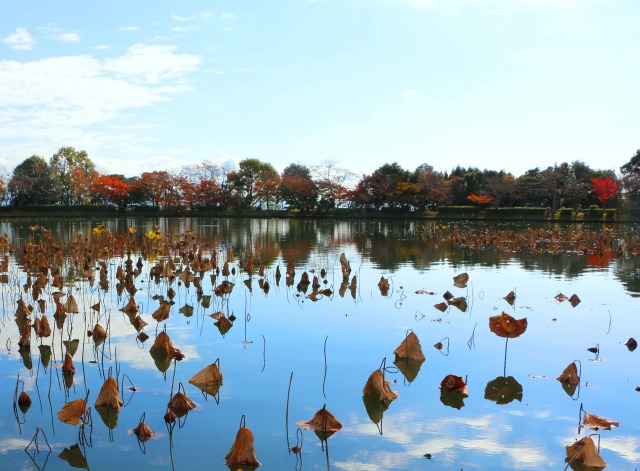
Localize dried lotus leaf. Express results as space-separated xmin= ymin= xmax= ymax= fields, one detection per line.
xmin=489 ymin=312 xmax=528 ymax=338
xmin=57 ymin=398 xmax=87 ymax=426
xmin=565 ymin=436 xmax=607 ymax=469
xmin=393 ymin=332 xmax=425 ymax=361
xmin=362 ymin=369 xmax=398 ymax=403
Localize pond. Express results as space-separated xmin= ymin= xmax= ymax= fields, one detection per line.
xmin=0 ymin=217 xmax=638 ymax=470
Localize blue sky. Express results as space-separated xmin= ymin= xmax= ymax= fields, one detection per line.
xmin=1 ymin=0 xmax=638 ymax=178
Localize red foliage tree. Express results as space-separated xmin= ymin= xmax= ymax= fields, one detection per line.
xmin=91 ymin=175 xmax=132 ymax=209
xmin=591 ymin=177 xmax=620 ymax=207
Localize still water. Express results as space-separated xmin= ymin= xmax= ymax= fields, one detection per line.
xmin=0 ymin=217 xmax=638 ymax=470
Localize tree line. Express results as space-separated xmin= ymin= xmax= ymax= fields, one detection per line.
xmin=2 ymin=146 xmax=640 ymax=212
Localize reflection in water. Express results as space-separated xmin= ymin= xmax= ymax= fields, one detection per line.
xmin=0 ymin=218 xmax=638 ymax=470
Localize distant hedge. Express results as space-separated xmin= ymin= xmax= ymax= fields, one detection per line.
xmin=16 ymin=205 xmax=119 ymax=213
xmin=437 ymin=206 xmax=480 ymax=214
xmin=485 ymin=207 xmax=550 ymax=217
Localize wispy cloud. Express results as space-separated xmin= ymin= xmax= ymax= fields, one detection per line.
xmin=94 ymin=44 xmax=109 ymax=50
xmin=221 ymin=12 xmax=236 ymax=20
xmin=57 ymin=32 xmax=81 ymax=42
xmin=39 ymin=24 xmax=81 ymax=42
xmin=118 ymin=26 xmax=140 ymax=31
xmin=1 ymin=27 xmax=35 ymax=50
xmin=171 ymin=25 xmax=201 ymax=33
xmin=171 ymin=11 xmax=214 ymax=21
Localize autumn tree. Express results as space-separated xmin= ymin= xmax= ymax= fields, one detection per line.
xmin=448 ymin=167 xmax=486 ymax=206
xmin=279 ymin=163 xmax=318 ymax=210
xmin=591 ymin=176 xmax=620 ymax=207
xmin=50 ymin=146 xmax=96 ymax=205
xmin=8 ymin=156 xmax=56 ymax=207
xmin=132 ymin=171 xmax=181 ymax=209
xmin=227 ymin=159 xmax=280 ymax=210
xmin=91 ymin=174 xmax=132 ymax=209
xmin=348 ymin=163 xmax=411 ymax=210
xmin=312 ymin=160 xmax=356 ymax=209
xmin=466 ymin=193 xmax=494 ymax=208
xmin=412 ymin=164 xmax=451 ymax=210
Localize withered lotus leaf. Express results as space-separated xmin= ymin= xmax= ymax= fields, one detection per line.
xmin=59 ymin=444 xmax=88 ymax=468
xmin=214 ymin=280 xmax=235 ymax=296
xmin=434 ymin=302 xmax=448 ymax=312
xmin=152 ymin=302 xmax=171 ymax=322
xmin=296 ymin=407 xmax=342 ymax=433
xmin=133 ymin=421 xmax=154 ymax=442
xmin=582 ymin=412 xmax=619 ymax=431
xmin=434 ymin=342 xmax=443 ymax=350
xmin=555 ymin=293 xmax=569 ymax=302
xmin=33 ymin=316 xmax=52 ymax=338
xmin=393 ymin=332 xmax=426 ymax=361
xmin=168 ymin=391 xmax=196 ymax=418
xmin=90 ymin=301 xmax=100 ymax=312
xmin=189 ymin=362 xmax=224 ymax=396
xmin=215 ymin=315 xmax=233 ymax=336
xmin=91 ymin=323 xmax=108 ymax=343
xmin=440 ymin=374 xmax=469 ymax=396
xmin=556 ymin=362 xmax=580 ymax=385
xmin=443 ymin=290 xmax=453 ymax=301
xmin=624 ymin=338 xmax=637 ymax=352
xmin=448 ymin=297 xmax=468 ymax=312
xmin=489 ymin=312 xmax=528 ymax=338
xmin=64 ymin=294 xmax=79 ymax=314
xmin=565 ymin=436 xmax=607 ymax=469
xmin=18 ymin=321 xmax=31 ymax=348
xmin=569 ymin=294 xmax=581 ymax=307
xmin=393 ymin=357 xmax=425 ymax=383
xmin=62 ymin=353 xmax=75 ymax=375
xmin=120 ymin=296 xmax=138 ymax=314
xmin=95 ymin=377 xmax=123 ymax=409
xmin=18 ymin=390 xmax=32 ymax=413
xmin=39 ymin=345 xmax=52 ymax=368
xmin=57 ymin=398 xmax=87 ymax=426
xmin=453 ymin=272 xmax=469 ymax=288
xmin=484 ymin=376 xmax=523 ymax=405
xmin=378 ymin=276 xmax=390 ymax=295
xmin=150 ymin=331 xmax=182 ymax=358
xmin=225 ymin=423 xmax=260 ymax=467
xmin=362 ymin=370 xmax=398 ymax=403
xmin=503 ymin=290 xmax=516 ymax=305
xmin=15 ymin=298 xmax=30 ymax=318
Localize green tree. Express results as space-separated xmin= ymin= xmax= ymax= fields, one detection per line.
xmin=621 ymin=149 xmax=640 ymax=206
xmin=50 ymin=146 xmax=96 ymax=205
xmin=8 ymin=156 xmax=56 ymax=207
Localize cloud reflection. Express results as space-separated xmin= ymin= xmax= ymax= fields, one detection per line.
xmin=337 ymin=411 xmax=548 ymax=469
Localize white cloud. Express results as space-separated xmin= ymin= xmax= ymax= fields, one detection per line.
xmin=119 ymin=26 xmax=140 ymax=31
xmin=1 ymin=27 xmax=35 ymax=50
xmin=0 ymin=44 xmax=201 ymax=173
xmin=103 ymin=44 xmax=201 ymax=84
xmin=94 ymin=44 xmax=109 ymax=50
xmin=221 ymin=12 xmax=236 ymax=20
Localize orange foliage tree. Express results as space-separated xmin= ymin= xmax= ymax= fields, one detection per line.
xmin=466 ymin=193 xmax=494 ymax=207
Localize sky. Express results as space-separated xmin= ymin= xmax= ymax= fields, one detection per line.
xmin=1 ymin=0 xmax=639 ymax=179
